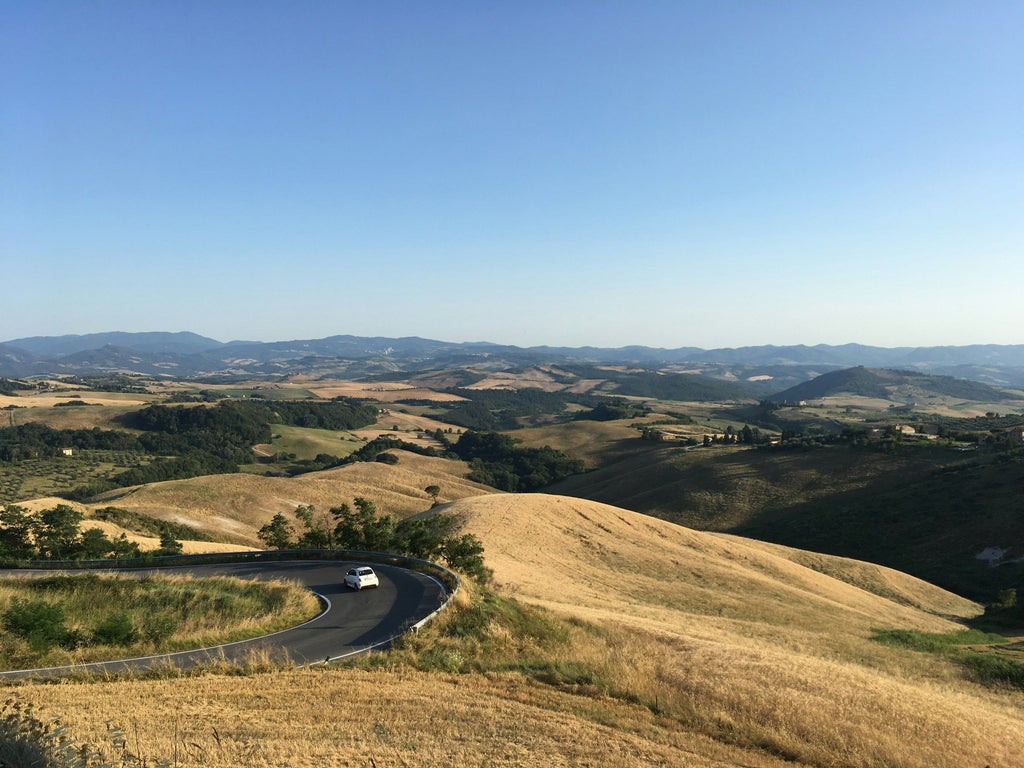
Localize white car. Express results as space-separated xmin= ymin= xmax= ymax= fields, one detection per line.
xmin=344 ymin=566 xmax=380 ymax=590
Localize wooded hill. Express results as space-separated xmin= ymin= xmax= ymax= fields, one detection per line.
xmin=768 ymin=366 xmax=1018 ymax=403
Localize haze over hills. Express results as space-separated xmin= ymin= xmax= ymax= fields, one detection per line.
xmin=3 ymin=331 xmax=1024 ymax=389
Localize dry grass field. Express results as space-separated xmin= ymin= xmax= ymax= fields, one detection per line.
xmin=0 ymin=400 xmax=147 ymax=430
xmin=500 ymin=419 xmax=659 ymax=468
xmin=73 ymin=451 xmax=492 ymax=545
xmin=309 ymin=381 xmax=468 ymax=403
xmin=348 ymin=409 xmax=463 ymax=446
xmin=6 ymin=493 xmax=1022 ymax=767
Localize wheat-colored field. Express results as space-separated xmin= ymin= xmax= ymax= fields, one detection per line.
xmin=70 ymin=451 xmax=492 ymax=545
xmin=6 ymin=492 xmax=1022 ymax=766
xmin=309 ymin=381 xmax=468 ymax=403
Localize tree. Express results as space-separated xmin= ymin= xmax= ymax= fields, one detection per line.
xmin=333 ymin=498 xmax=395 ymax=551
xmin=35 ymin=504 xmax=83 ymax=559
xmin=442 ymin=533 xmax=488 ymax=581
xmin=110 ymin=533 xmax=142 ymax=559
xmin=424 ymin=485 xmax=441 ymax=506
xmin=294 ymin=504 xmax=331 ymax=548
xmin=395 ymin=514 xmax=456 ymax=560
xmin=155 ymin=528 xmax=184 ymax=556
xmin=257 ymin=512 xmax=294 ymax=550
xmin=78 ymin=527 xmax=114 ymax=559
xmin=0 ymin=504 xmax=37 ymax=559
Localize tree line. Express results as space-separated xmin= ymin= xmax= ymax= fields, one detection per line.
xmin=447 ymin=431 xmax=585 ymax=492
xmin=0 ymin=398 xmax=379 ymax=499
xmin=0 ymin=503 xmax=184 ymax=563
xmin=257 ymin=497 xmax=489 ymax=581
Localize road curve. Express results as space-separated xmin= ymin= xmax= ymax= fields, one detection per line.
xmin=0 ymin=559 xmax=449 ymax=680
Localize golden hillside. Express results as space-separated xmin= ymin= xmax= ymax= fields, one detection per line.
xmin=73 ymin=451 xmax=492 ymax=546
xmin=445 ymin=493 xmax=979 ymax=632
xmin=8 ymin=493 xmax=1024 ymax=767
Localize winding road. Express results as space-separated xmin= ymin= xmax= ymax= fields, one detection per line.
xmin=0 ymin=559 xmax=449 ymax=680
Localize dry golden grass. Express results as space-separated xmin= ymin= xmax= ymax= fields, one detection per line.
xmin=9 ymin=667 xmax=805 ymax=768
xmin=464 ymin=369 xmax=567 ymax=392
xmin=349 ymin=409 xmax=462 ymax=445
xmin=0 ymin=401 xmax=145 ymax=430
xmin=75 ymin=451 xmax=492 ymax=545
xmin=503 ymin=419 xmax=655 ymax=468
xmin=309 ymin=382 xmax=468 ymax=402
xmin=5 ymin=493 xmax=1023 ymax=767
xmin=12 ymin=497 xmax=255 ymax=553
xmin=437 ymin=494 xmax=1022 ymax=768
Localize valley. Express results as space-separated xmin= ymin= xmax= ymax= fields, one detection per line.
xmin=1 ymin=338 xmax=1023 ymax=766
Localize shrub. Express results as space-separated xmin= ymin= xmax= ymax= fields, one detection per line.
xmin=2 ymin=598 xmax=70 ymax=651
xmin=958 ymin=653 xmax=1024 ymax=690
xmin=92 ymin=612 xmax=140 ymax=646
xmin=141 ymin=613 xmax=177 ymax=646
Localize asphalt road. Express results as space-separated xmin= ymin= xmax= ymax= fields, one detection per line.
xmin=0 ymin=559 xmax=449 ymax=680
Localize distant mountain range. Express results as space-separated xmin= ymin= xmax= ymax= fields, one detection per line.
xmin=2 ymin=332 xmax=1024 ymax=391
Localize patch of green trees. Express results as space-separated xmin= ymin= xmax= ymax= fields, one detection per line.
xmin=0 ymin=423 xmax=140 ymax=461
xmin=257 ymin=499 xmax=489 ymax=580
xmin=0 ymin=397 xmax=380 ymax=499
xmin=573 ymin=398 xmax=650 ymax=422
xmin=450 ymin=431 xmax=585 ymax=492
xmin=0 ymin=503 xmax=187 ymax=562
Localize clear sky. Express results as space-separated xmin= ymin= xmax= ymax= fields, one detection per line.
xmin=2 ymin=1 xmax=1022 ymax=349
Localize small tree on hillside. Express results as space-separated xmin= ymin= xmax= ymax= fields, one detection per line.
xmin=155 ymin=528 xmax=184 ymax=556
xmin=35 ymin=504 xmax=83 ymax=559
xmin=257 ymin=512 xmax=294 ymax=550
xmin=425 ymin=485 xmax=441 ymax=506
xmin=294 ymin=504 xmax=332 ymax=548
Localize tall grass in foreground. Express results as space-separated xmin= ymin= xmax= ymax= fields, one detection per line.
xmin=3 ymin=579 xmax=1023 ymax=767
xmin=0 ymin=573 xmax=320 ymax=670
xmin=0 ymin=698 xmax=167 ymax=768
xmin=348 ymin=581 xmax=1024 ymax=768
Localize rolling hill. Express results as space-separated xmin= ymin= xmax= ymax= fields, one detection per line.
xmin=768 ymin=366 xmax=1019 ymax=403
xmin=67 ymin=450 xmax=493 ymax=546
xmin=12 ymin=493 xmax=1023 ymax=767
xmin=548 ymin=441 xmax=1024 ymax=602
xmin=5 ymin=332 xmax=1024 ymax=388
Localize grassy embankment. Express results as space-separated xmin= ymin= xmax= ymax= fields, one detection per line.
xmin=0 ymin=572 xmax=320 ymax=670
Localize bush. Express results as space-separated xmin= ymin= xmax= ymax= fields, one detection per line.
xmin=2 ymin=598 xmax=70 ymax=651
xmin=92 ymin=612 xmax=140 ymax=646
xmin=958 ymin=652 xmax=1024 ymax=690
xmin=141 ymin=613 xmax=177 ymax=646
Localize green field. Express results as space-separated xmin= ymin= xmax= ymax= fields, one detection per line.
xmin=0 ymin=449 xmax=151 ymax=504
xmin=268 ymin=423 xmax=365 ymax=459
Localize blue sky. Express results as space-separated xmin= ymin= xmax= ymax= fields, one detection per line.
xmin=3 ymin=2 xmax=1022 ymax=348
